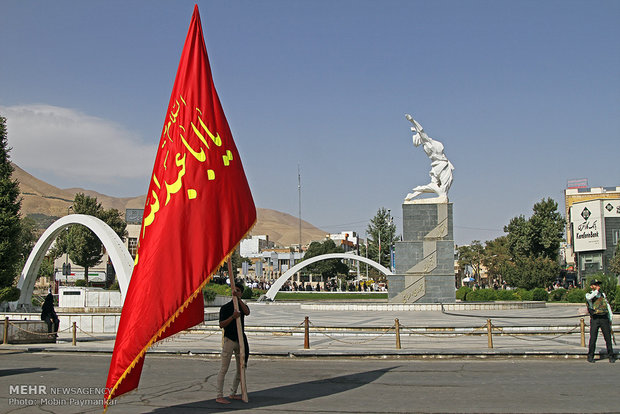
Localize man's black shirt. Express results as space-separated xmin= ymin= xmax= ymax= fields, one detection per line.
xmin=219 ymin=300 xmax=245 ymax=342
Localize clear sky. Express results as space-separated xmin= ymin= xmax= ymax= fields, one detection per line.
xmin=1 ymin=0 xmax=618 ymax=246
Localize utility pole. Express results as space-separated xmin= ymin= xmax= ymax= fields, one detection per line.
xmin=298 ymin=164 xmax=302 ymax=251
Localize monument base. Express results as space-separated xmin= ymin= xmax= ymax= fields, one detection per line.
xmin=389 ymin=202 xmax=455 ymax=304
xmin=387 ymin=273 xmax=455 ymax=304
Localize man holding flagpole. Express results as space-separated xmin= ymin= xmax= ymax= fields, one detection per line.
xmin=104 ymin=5 xmax=256 ymax=410
xmin=216 ymin=280 xmax=250 ymax=404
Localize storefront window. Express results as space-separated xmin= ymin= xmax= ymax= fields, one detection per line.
xmin=580 ymin=253 xmax=602 ymax=273
xmin=128 ymin=238 xmax=138 ymax=259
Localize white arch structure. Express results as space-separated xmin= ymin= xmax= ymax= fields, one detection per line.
xmin=263 ymin=253 xmax=393 ymax=301
xmin=16 ymin=214 xmax=134 ymax=308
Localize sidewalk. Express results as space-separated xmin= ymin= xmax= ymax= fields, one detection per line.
xmin=3 ymin=302 xmax=617 ymax=360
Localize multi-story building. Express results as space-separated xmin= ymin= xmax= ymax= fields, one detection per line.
xmin=566 ymin=187 xmax=620 ymax=283
xmin=239 ymin=235 xmax=275 ymax=258
xmin=326 ymin=231 xmax=360 ymax=253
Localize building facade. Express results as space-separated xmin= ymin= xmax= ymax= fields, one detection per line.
xmin=568 ymin=193 xmax=620 ymax=282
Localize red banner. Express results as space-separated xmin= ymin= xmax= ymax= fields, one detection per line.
xmin=105 ymin=5 xmax=256 ymax=408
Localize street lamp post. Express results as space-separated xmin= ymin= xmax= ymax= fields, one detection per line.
xmin=365 ymin=231 xmax=368 ymax=280
xmin=64 ymin=206 xmax=73 ymax=285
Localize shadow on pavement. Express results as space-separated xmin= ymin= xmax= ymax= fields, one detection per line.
xmin=0 ymin=367 xmax=57 ymax=377
xmin=151 ymin=366 xmax=398 ymax=413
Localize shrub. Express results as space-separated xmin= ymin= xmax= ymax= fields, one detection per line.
xmin=107 ymin=281 xmax=120 ymax=291
xmin=531 ymin=287 xmax=549 ymax=301
xmin=465 ymin=288 xmax=497 ymax=302
xmin=456 ymin=286 xmax=472 ymax=301
xmin=613 ymin=286 xmax=620 ymax=312
xmin=241 ymin=286 xmax=253 ymax=299
xmin=75 ymin=279 xmax=87 ymax=287
xmin=31 ymin=295 xmax=44 ymax=306
xmin=515 ymin=288 xmax=533 ymax=301
xmin=566 ymin=288 xmax=586 ymax=303
xmin=496 ymin=289 xmax=518 ymax=301
xmin=203 ymin=282 xmax=231 ymax=303
xmin=548 ymin=288 xmax=567 ymax=302
xmin=251 ymin=289 xmax=266 ymax=299
xmin=205 ymin=282 xmax=231 ymax=296
xmin=0 ymin=286 xmax=20 ymax=302
xmin=203 ymin=289 xmax=217 ymax=303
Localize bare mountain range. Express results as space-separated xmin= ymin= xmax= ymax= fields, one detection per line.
xmin=12 ymin=163 xmax=327 ymax=247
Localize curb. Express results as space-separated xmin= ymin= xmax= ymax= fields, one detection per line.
xmin=4 ymin=344 xmax=595 ymax=360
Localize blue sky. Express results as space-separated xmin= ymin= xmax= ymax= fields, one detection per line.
xmin=1 ymin=0 xmax=618 ymax=246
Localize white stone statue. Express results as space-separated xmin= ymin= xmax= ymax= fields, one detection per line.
xmin=404 ymin=114 xmax=454 ymax=203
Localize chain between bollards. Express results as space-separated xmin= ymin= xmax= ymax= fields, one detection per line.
xmin=304 ymin=316 xmax=309 ymax=349
xmin=3 ymin=317 xmax=8 ymax=345
xmin=72 ymin=322 xmax=76 ymax=346
xmin=487 ymin=319 xmax=493 ymax=349
xmin=580 ymin=318 xmax=586 ymax=347
xmin=395 ymin=318 xmax=401 ymax=349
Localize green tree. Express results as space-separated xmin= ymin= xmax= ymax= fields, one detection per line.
xmin=528 ymin=198 xmax=564 ymax=260
xmin=366 ymin=207 xmax=397 ymax=269
xmin=218 ymin=249 xmax=243 ymax=279
xmin=69 ymin=194 xmax=104 ymax=284
xmin=303 ymin=239 xmax=349 ymax=280
xmin=54 ymin=193 xmax=127 ymax=285
xmin=609 ymin=244 xmax=620 ymax=275
xmin=501 ymin=198 xmax=564 ymax=289
xmin=98 ymin=208 xmax=128 ymax=241
xmin=505 ymin=198 xmax=564 ymax=261
xmin=482 ymin=235 xmax=511 ymax=285
xmin=15 ymin=216 xmax=54 ymax=281
xmin=38 ymin=256 xmax=55 ymax=280
xmin=503 ymin=256 xmax=559 ymax=290
xmin=458 ymin=241 xmax=484 ymax=285
xmin=0 ymin=116 xmax=23 ymax=289
xmin=16 ymin=216 xmax=38 ymax=270
xmin=504 ymin=215 xmax=532 ymax=259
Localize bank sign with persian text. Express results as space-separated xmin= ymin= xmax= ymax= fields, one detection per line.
xmin=571 ymin=198 xmax=620 ymax=252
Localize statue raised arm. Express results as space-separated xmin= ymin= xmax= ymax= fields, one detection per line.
xmin=404 ymin=114 xmax=454 ymax=203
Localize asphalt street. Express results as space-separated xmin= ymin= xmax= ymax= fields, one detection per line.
xmin=1 ymin=351 xmax=618 ymax=413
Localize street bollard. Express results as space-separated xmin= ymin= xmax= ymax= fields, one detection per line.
xmin=580 ymin=318 xmax=586 ymax=348
xmin=487 ymin=319 xmax=493 ymax=349
xmin=3 ymin=317 xmax=8 ymax=345
xmin=304 ymin=316 xmax=309 ymax=349
xmin=395 ymin=318 xmax=401 ymax=349
xmin=72 ymin=322 xmax=76 ymax=346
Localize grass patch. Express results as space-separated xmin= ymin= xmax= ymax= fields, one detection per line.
xmin=274 ymin=292 xmax=388 ymax=301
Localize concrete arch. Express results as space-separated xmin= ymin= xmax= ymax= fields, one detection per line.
xmin=263 ymin=253 xmax=393 ymax=301
xmin=16 ymin=214 xmax=134 ymax=308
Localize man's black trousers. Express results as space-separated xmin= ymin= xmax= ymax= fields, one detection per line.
xmin=588 ymin=315 xmax=614 ymax=358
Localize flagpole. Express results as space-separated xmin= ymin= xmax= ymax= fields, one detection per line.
xmin=228 ymin=258 xmax=248 ymax=402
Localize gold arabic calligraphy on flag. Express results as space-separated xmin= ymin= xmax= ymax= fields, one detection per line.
xmin=137 ymin=94 xmax=234 ymax=264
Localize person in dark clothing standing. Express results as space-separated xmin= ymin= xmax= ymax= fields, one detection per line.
xmin=215 ymin=281 xmax=250 ymax=404
xmin=41 ymin=291 xmax=59 ymax=334
xmin=585 ymin=279 xmax=615 ymax=363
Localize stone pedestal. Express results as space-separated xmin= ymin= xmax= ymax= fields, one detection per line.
xmin=388 ymin=202 xmax=455 ymax=303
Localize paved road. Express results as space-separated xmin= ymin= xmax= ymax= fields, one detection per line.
xmin=1 ymin=351 xmax=618 ymax=413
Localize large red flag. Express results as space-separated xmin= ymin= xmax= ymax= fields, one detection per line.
xmin=104 ymin=5 xmax=256 ymax=408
